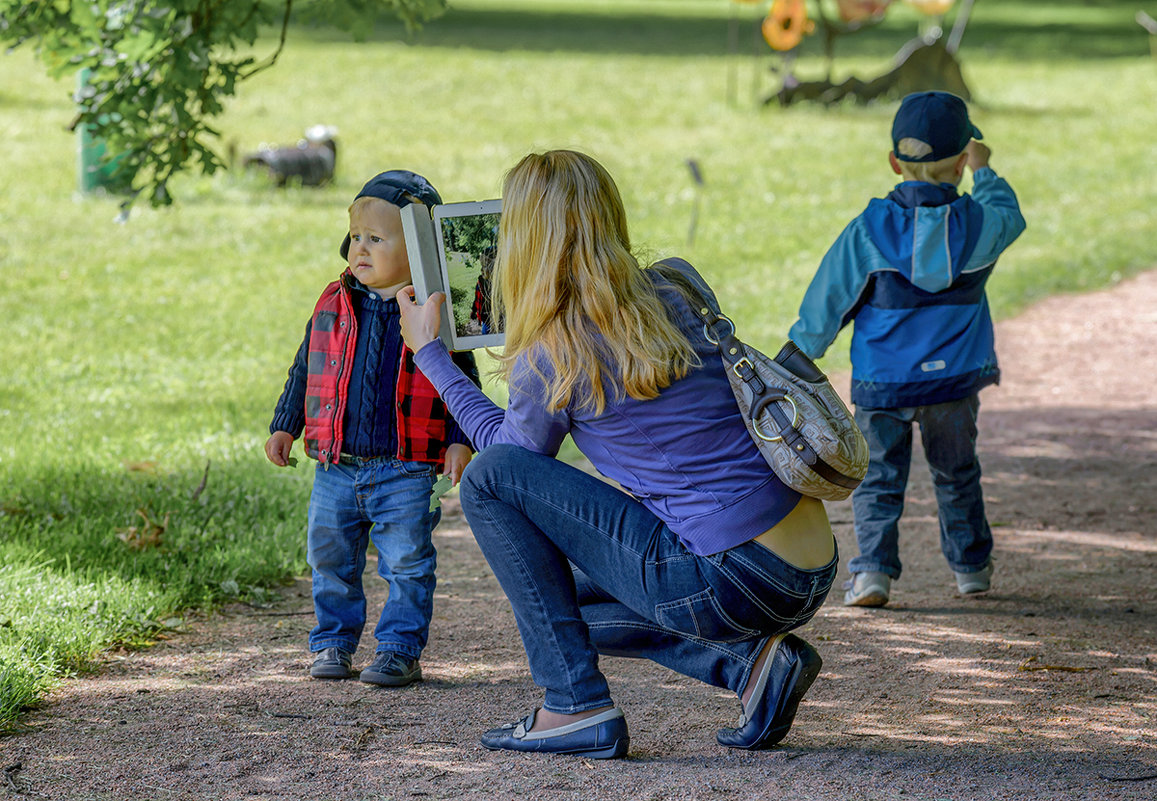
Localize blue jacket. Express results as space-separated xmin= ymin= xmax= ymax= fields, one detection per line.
xmin=788 ymin=167 xmax=1026 ymax=408
xmin=414 ymin=259 xmax=803 ymax=557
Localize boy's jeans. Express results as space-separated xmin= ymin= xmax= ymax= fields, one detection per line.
xmin=307 ymin=457 xmax=440 ymax=660
xmin=459 ymin=444 xmax=837 ymax=715
xmin=849 ymin=394 xmax=992 ymax=579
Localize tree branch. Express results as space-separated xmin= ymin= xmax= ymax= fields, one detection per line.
xmin=240 ymin=0 xmax=293 ymax=80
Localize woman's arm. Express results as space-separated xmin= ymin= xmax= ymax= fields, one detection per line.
xmin=398 ymin=286 xmax=570 ymax=455
xmin=413 ymin=340 xmax=570 ymax=455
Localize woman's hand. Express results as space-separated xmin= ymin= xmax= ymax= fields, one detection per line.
xmin=396 ymin=286 xmax=445 ymax=352
xmin=443 ymin=443 xmax=473 ymax=486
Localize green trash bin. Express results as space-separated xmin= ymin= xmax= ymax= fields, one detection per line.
xmin=76 ymin=68 xmax=129 ymax=194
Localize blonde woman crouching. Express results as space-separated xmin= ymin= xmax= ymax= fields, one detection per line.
xmin=397 ymin=150 xmax=837 ymax=759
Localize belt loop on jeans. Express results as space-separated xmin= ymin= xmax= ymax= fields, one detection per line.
xmin=337 ymin=453 xmax=388 ymax=467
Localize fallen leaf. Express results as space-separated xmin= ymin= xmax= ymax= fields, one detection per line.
xmin=115 ymin=508 xmax=169 ymax=549
xmin=1017 ymin=655 xmax=1093 ymax=673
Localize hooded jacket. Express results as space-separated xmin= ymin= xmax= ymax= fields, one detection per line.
xmin=789 ymin=167 xmax=1025 ymax=408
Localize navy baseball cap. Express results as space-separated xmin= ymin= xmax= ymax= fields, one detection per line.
xmin=340 ymin=170 xmax=442 ymax=260
xmin=891 ymin=91 xmax=982 ymax=163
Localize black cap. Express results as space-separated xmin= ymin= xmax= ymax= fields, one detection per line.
xmin=340 ymin=170 xmax=442 ymax=260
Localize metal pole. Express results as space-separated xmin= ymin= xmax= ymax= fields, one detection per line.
xmin=727 ymin=3 xmax=739 ymax=105
xmin=946 ymin=0 xmax=976 ymax=54
xmin=686 ymin=159 xmax=704 ymax=247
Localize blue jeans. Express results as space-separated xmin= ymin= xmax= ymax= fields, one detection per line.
xmin=307 ymin=457 xmax=440 ymax=659
xmin=849 ymin=395 xmax=992 ymax=579
xmin=459 ymin=444 xmax=837 ymax=715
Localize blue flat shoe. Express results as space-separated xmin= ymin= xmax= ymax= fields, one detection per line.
xmin=716 ymin=632 xmax=822 ymax=750
xmin=480 ymin=708 xmax=629 ymax=759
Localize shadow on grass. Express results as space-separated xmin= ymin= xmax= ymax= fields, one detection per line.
xmin=287 ymin=2 xmax=1151 ymax=61
xmin=1 ymin=458 xmax=310 ymax=608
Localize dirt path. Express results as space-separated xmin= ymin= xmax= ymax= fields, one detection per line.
xmin=3 ymin=273 xmax=1156 ymax=801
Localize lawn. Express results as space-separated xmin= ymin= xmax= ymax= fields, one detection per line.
xmin=1 ymin=0 xmax=1154 ymax=730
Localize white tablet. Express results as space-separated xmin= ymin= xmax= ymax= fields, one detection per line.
xmin=402 ymin=199 xmax=504 ymax=350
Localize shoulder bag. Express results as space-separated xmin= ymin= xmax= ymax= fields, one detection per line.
xmin=652 ymin=259 xmax=869 ymax=501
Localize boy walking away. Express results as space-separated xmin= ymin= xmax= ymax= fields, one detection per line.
xmin=265 ymin=171 xmax=479 ymax=683
xmin=788 ymin=92 xmax=1026 ymax=608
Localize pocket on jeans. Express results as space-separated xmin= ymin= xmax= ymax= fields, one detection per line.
xmin=654 ymin=589 xmax=761 ymax=643
xmin=397 ymin=460 xmax=435 ymax=479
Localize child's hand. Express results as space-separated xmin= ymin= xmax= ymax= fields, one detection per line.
xmin=965 ymin=140 xmax=991 ymax=171
xmin=397 ymin=286 xmax=445 ymax=352
xmin=265 ymin=431 xmax=295 ymax=466
xmin=443 ymin=443 xmax=473 ymax=486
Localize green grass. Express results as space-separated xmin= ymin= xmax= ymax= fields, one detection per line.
xmin=2 ymin=0 xmax=1156 ymax=730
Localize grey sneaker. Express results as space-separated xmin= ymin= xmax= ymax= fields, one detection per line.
xmin=843 ymin=571 xmax=891 ymax=607
xmin=955 ymin=563 xmax=993 ymax=595
xmin=360 ymin=651 xmax=422 ymax=687
xmin=310 ymin=647 xmax=355 ymax=680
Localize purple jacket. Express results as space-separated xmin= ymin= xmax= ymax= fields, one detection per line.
xmin=413 ymin=259 xmax=801 ymax=556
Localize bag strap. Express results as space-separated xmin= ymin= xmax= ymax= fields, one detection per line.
xmin=650 ymin=259 xmax=770 ymax=398
xmin=651 ymin=259 xmax=861 ymax=492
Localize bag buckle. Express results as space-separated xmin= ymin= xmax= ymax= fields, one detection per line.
xmin=754 ymin=396 xmax=799 ymax=442
xmin=703 ymin=314 xmax=735 ymax=346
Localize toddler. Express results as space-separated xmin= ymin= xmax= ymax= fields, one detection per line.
xmin=266 ymin=171 xmax=478 ymax=682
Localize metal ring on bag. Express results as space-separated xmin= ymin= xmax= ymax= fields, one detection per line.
xmin=754 ymin=396 xmax=799 ymax=442
xmin=703 ymin=314 xmax=736 ymax=345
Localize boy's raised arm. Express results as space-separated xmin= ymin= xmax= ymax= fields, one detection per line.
xmin=966 ymin=150 xmax=1027 ymax=271
xmin=789 ymin=223 xmax=876 ymax=361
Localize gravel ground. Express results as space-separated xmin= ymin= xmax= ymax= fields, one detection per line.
xmin=3 ymin=271 xmax=1155 ymax=801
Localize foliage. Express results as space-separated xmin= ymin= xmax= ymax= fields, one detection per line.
xmin=0 ymin=0 xmax=446 ymax=211
xmin=444 ymin=213 xmax=499 ymax=258
xmin=450 ymin=286 xmax=472 ymax=330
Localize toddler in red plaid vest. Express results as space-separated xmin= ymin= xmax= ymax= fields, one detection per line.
xmin=265 ymin=171 xmax=478 ymax=686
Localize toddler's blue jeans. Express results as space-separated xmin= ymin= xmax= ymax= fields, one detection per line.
xmin=459 ymin=444 xmax=837 ymax=715
xmin=307 ymin=457 xmax=439 ymax=660
xmin=849 ymin=394 xmax=993 ymax=579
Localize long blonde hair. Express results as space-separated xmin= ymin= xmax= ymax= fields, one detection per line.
xmin=491 ymin=150 xmax=698 ymax=414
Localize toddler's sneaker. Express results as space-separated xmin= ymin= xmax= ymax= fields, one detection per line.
xmin=843 ymin=571 xmax=891 ymax=607
xmin=360 ymin=651 xmax=422 ymax=687
xmin=954 ymin=562 xmax=994 ymax=595
xmin=310 ymin=647 xmax=355 ymax=680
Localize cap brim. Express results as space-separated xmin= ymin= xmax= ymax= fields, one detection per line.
xmin=969 ymin=123 xmax=983 ymax=141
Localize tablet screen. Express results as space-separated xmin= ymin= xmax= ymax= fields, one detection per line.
xmin=432 ymin=200 xmax=503 ymax=349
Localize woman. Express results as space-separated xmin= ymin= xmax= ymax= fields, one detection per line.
xmin=397 ymin=150 xmax=837 ymax=759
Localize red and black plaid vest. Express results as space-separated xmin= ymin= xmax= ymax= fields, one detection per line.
xmin=302 ymin=274 xmax=453 ymax=468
